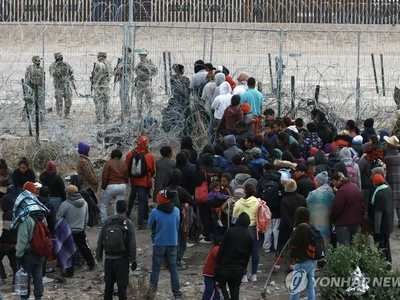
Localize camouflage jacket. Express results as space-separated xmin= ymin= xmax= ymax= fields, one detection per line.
xmin=115 ymin=54 xmax=134 ymax=77
xmin=25 ymin=64 xmax=44 ymax=87
xmin=49 ymin=61 xmax=74 ymax=87
xmin=93 ymin=60 xmax=112 ymax=88
xmin=134 ymin=59 xmax=158 ymax=82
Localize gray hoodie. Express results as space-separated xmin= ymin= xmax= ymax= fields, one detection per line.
xmin=230 ymin=173 xmax=258 ymax=191
xmin=212 ymin=73 xmax=226 ymax=100
xmin=223 ymin=135 xmax=242 ymax=163
xmin=57 ymin=193 xmax=88 ymax=233
xmin=340 ymin=148 xmax=361 ymax=189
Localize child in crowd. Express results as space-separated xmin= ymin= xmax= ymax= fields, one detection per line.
xmin=201 ymin=236 xmax=223 ymax=300
xmin=264 ymin=121 xmax=278 ymax=148
xmin=207 ymin=181 xmax=230 ymax=227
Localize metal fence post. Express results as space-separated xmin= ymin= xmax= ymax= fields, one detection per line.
xmin=210 ymin=28 xmax=215 ymax=64
xmin=277 ymin=30 xmax=284 ymax=118
xmin=128 ymin=0 xmax=133 ymax=47
xmin=121 ymin=24 xmax=128 ymax=124
xmin=356 ymin=31 xmax=361 ymax=122
xmin=203 ymin=29 xmax=207 ymax=62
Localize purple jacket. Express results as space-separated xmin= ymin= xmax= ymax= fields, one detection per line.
xmin=208 ymin=191 xmax=230 ymax=201
xmin=331 ymin=180 xmax=364 ymax=227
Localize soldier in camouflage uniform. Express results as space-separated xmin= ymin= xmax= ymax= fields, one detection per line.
xmin=134 ymin=48 xmax=158 ymax=119
xmin=115 ymin=46 xmax=134 ymax=120
xmin=49 ymin=52 xmax=75 ymax=119
xmin=25 ymin=55 xmax=45 ymax=121
xmin=92 ymin=51 xmax=112 ymax=123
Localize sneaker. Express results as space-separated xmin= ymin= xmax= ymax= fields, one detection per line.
xmin=42 ymin=276 xmax=54 ymax=284
xmin=241 ymin=275 xmax=248 ymax=283
xmin=186 ymin=243 xmax=195 ymax=248
xmin=262 ymin=248 xmax=271 ymax=253
xmin=199 ymin=239 xmax=212 ymax=244
xmin=174 ymin=294 xmax=183 ymax=300
xmin=249 ymin=274 xmax=257 ymax=282
xmin=217 ymin=220 xmax=224 ymax=227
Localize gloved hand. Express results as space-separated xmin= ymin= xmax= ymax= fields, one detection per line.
xmin=131 ymin=261 xmax=137 ymax=271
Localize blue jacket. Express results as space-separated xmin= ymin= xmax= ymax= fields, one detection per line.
xmin=148 ymin=205 xmax=180 ymax=246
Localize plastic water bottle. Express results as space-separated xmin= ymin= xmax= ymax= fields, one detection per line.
xmin=14 ymin=267 xmax=28 ymax=296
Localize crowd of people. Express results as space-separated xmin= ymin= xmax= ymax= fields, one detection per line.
xmin=2 ymin=65 xmax=400 ymax=299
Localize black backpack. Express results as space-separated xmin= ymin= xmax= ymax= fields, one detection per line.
xmin=129 ymin=150 xmax=147 ymax=177
xmin=300 ymin=223 xmax=326 ymax=260
xmin=103 ymin=215 xmax=128 ymax=254
xmin=261 ymin=179 xmax=283 ymax=209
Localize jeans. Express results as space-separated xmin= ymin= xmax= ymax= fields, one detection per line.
xmin=374 ymin=233 xmax=392 ymax=263
xmin=48 ymin=197 xmax=62 ymax=214
xmin=150 ymin=245 xmax=181 ymax=297
xmin=336 ymin=225 xmax=358 ymax=246
xmin=127 ymin=185 xmax=148 ymax=226
xmin=104 ymin=256 xmax=129 ymax=300
xmin=263 ymin=218 xmax=280 ymax=251
xmin=21 ymin=251 xmax=44 ymax=300
xmin=244 ymin=226 xmax=259 ymax=276
xmin=100 ymin=183 xmax=126 ymax=222
xmin=289 ymin=259 xmax=317 ymax=300
xmin=202 ymin=276 xmax=220 ymax=300
xmin=178 ymin=230 xmax=186 ymax=262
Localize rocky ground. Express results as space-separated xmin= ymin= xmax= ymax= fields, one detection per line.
xmin=1 ymin=199 xmax=399 ymax=300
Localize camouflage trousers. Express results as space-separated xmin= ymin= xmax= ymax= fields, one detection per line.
xmin=54 ymin=86 xmax=72 ymax=117
xmin=93 ymin=87 xmax=110 ymax=123
xmin=135 ymin=82 xmax=152 ymax=120
xmin=23 ymin=85 xmax=45 ymax=122
xmin=119 ymin=75 xmax=132 ymax=120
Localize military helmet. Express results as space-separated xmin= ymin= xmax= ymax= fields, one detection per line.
xmin=32 ymin=56 xmax=41 ymax=64
xmin=97 ymin=51 xmax=107 ymax=58
xmin=54 ymin=52 xmax=62 ymax=59
xmin=135 ymin=48 xmax=148 ymax=55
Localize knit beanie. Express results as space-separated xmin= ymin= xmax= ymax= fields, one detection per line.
xmin=324 ymin=143 xmax=333 ymax=154
xmin=352 ymin=135 xmax=363 ymax=145
xmin=157 ymin=189 xmax=171 ymax=204
xmin=372 ymin=174 xmax=385 ymax=186
xmin=285 ymin=179 xmax=297 ymax=193
xmin=23 ymin=182 xmax=37 ymax=194
xmin=371 ymin=167 xmax=385 ymax=176
xmin=315 ymin=171 xmax=329 ymax=184
xmin=78 ymin=142 xmax=90 ymax=156
xmin=310 ymin=147 xmax=318 ymax=157
xmin=46 ymin=161 xmax=57 ymax=173
xmin=234 ymin=188 xmax=245 ymax=200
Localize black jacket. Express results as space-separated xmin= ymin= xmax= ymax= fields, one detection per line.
xmin=38 ymin=196 xmax=56 ymax=233
xmin=256 ymin=171 xmax=284 ymax=218
xmin=216 ymin=212 xmax=254 ymax=267
xmin=40 ymin=171 xmax=66 ymax=200
xmin=371 ymin=185 xmax=394 ymax=235
xmin=316 ymin=122 xmax=333 ymax=146
xmin=314 ymin=150 xmax=332 ymax=178
xmin=361 ymin=128 xmax=376 ymax=144
xmin=12 ymin=168 xmax=36 ymax=191
xmin=0 ymin=194 xmax=17 ymax=244
xmin=296 ymin=175 xmax=315 ymax=199
xmin=166 ymin=184 xmax=196 ymax=209
xmin=279 ymin=192 xmax=307 ymax=230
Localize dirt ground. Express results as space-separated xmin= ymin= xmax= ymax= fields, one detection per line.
xmin=1 ymin=193 xmax=400 ymax=300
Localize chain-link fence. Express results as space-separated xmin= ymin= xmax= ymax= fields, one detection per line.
xmin=0 ymin=22 xmax=399 ymax=150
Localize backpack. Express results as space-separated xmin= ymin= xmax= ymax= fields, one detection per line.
xmin=223 ymin=197 xmax=238 ymax=227
xmin=129 ymin=150 xmax=147 ymax=177
xmin=30 ymin=215 xmax=55 ymax=260
xmin=345 ymin=162 xmax=360 ymax=187
xmin=103 ymin=215 xmax=128 ymax=254
xmin=299 ymin=223 xmax=326 ymax=260
xmin=256 ymin=199 xmax=272 ymax=239
xmin=261 ymin=179 xmax=283 ymax=210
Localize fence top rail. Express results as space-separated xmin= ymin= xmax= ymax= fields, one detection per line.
xmin=3 ymin=22 xmax=400 ymax=34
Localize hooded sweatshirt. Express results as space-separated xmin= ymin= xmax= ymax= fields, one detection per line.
xmin=230 ymin=173 xmax=258 ymax=191
xmin=211 ymin=82 xmax=232 ymax=120
xmin=148 ymin=202 xmax=180 ymax=246
xmin=223 ymin=135 xmax=242 ymax=163
xmin=212 ymin=73 xmax=226 ymax=100
xmin=232 ymin=195 xmax=259 ymax=226
xmin=216 ymin=212 xmax=254 ymax=267
xmin=221 ymin=105 xmax=243 ymax=131
xmin=290 ymin=207 xmax=311 ymax=263
xmin=56 ymin=193 xmax=88 ymax=233
xmin=314 ymin=150 xmax=332 ymax=177
xmin=340 ymin=148 xmax=361 ymax=188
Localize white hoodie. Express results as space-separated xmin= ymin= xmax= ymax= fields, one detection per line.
xmin=211 ymin=82 xmax=232 ymax=119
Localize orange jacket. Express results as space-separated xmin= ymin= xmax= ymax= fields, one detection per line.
xmin=125 ymin=146 xmax=155 ymax=188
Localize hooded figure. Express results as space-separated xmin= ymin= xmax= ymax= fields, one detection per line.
xmin=76 ymin=142 xmax=98 ymax=192
xmin=180 ymin=136 xmax=198 ymax=165
xmin=212 ymin=73 xmax=226 ymax=100
xmin=211 ymin=82 xmax=232 ymax=120
xmin=314 ymin=150 xmax=332 ymax=178
xmin=57 ymin=186 xmax=88 ymax=233
xmin=340 ymin=148 xmax=361 ymax=188
xmin=215 ymin=212 xmax=254 ymax=300
xmin=223 ymin=135 xmax=243 ymax=163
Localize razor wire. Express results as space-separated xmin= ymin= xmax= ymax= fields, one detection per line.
xmin=0 ymin=11 xmax=400 ymax=153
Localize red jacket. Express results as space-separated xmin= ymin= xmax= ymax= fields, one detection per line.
xmin=331 ymin=180 xmax=364 ymax=227
xmin=202 ymin=245 xmax=220 ymax=277
xmin=125 ymin=146 xmax=155 ymax=188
